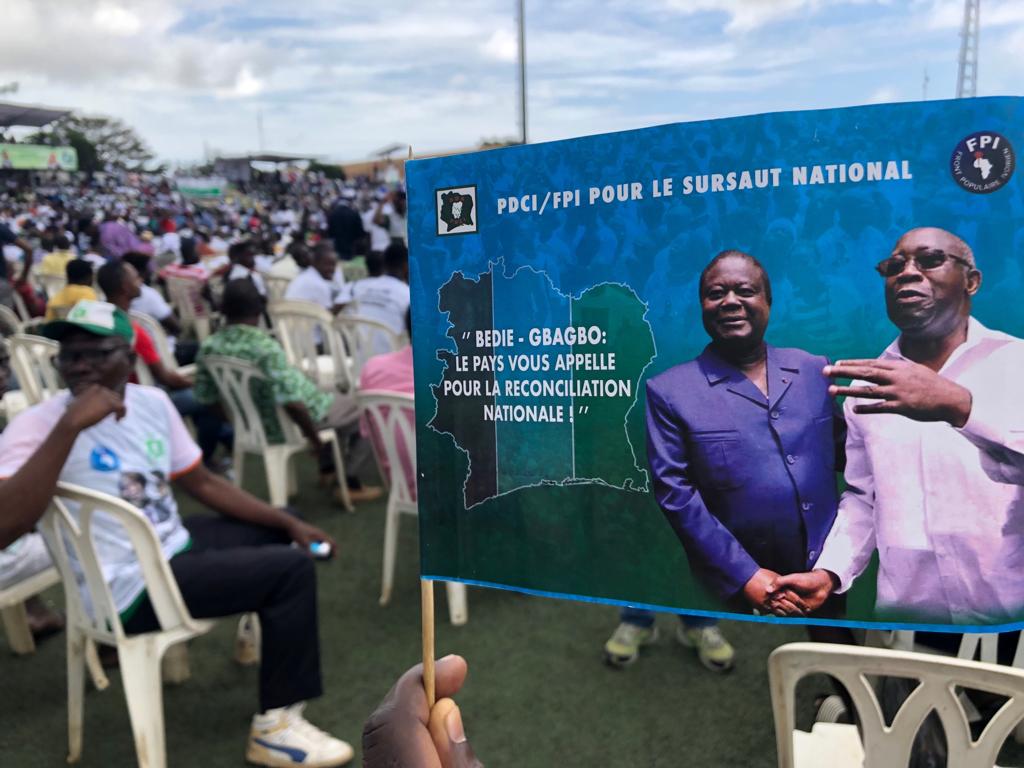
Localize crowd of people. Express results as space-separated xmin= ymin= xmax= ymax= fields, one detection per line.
xmin=0 ymin=170 xmax=426 ymax=767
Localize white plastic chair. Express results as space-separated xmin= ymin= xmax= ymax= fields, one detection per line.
xmin=335 ymin=314 xmax=406 ymax=386
xmin=769 ymin=641 xmax=1024 ymax=768
xmin=0 ymin=562 xmax=109 ymax=691
xmin=11 ymin=290 xmax=32 ymax=324
xmin=0 ymin=337 xmax=29 ymax=422
xmin=264 ymin=275 xmax=291 ymax=304
xmin=35 ymin=272 xmax=67 ymax=300
xmin=129 ymin=310 xmax=196 ymax=379
xmin=164 ymin=276 xmax=212 ymax=342
xmin=202 ymin=355 xmax=352 ymax=511
xmin=358 ymin=390 xmax=467 ymax=625
xmin=37 ymin=482 xmax=214 ymax=768
xmin=268 ymin=300 xmax=348 ymax=392
xmin=0 ymin=303 xmax=22 ymax=335
xmin=0 ymin=565 xmax=61 ymax=654
xmin=7 ymin=333 xmax=62 ymax=405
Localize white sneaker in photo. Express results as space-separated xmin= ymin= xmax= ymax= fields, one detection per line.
xmin=246 ymin=703 xmax=353 ymax=767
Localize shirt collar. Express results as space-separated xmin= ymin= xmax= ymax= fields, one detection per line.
xmin=881 ymin=316 xmax=989 ymax=364
xmin=697 ymin=342 xmax=799 ymax=385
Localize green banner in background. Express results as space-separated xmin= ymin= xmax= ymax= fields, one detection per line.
xmin=0 ymin=143 xmax=78 ymax=171
xmin=176 ymin=177 xmax=228 ymax=199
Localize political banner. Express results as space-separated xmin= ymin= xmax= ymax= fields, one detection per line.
xmin=175 ymin=176 xmax=228 ymax=199
xmin=0 ymin=143 xmax=78 ymax=171
xmin=406 ymin=97 xmax=1024 ymax=631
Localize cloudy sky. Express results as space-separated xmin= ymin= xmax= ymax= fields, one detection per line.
xmin=1 ymin=0 xmax=1022 ymax=164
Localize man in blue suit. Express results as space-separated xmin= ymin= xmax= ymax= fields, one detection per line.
xmin=605 ymin=249 xmax=846 ymax=670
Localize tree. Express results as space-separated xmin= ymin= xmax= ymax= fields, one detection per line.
xmin=27 ymin=114 xmax=156 ymax=174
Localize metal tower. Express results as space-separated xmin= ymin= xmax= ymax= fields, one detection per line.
xmin=956 ymin=0 xmax=980 ymax=98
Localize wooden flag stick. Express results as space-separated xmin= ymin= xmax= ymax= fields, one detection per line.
xmin=421 ymin=578 xmax=436 ymax=708
xmin=410 ymin=141 xmax=435 ymax=708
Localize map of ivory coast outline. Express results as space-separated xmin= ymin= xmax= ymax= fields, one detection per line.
xmin=428 ymin=261 xmax=657 ymax=509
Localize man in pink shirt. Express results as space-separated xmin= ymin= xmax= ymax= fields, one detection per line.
xmin=359 ymin=310 xmax=414 ymax=496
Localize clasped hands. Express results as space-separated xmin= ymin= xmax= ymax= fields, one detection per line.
xmin=743 ymin=567 xmax=835 ymax=617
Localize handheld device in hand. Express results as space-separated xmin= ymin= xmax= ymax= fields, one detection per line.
xmin=309 ymin=541 xmax=333 ymax=560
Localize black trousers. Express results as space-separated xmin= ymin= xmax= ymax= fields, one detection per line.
xmin=123 ymin=516 xmax=323 ymax=711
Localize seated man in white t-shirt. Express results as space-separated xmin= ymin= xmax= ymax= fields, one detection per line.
xmin=123 ymin=253 xmax=186 ymax=360
xmin=284 ymin=242 xmax=347 ymax=313
xmin=0 ymin=301 xmax=353 ymax=768
xmin=346 ymin=242 xmax=410 ymax=356
xmin=223 ymin=239 xmax=267 ymax=298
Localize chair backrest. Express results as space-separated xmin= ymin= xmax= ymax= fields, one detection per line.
xmin=129 ymin=310 xmax=174 ymax=366
xmin=264 ymin=275 xmax=291 ymax=304
xmin=7 ymin=333 xmax=62 ymax=405
xmin=36 ymin=482 xmax=201 ymax=644
xmin=36 ymin=273 xmax=67 ymax=300
xmin=357 ymin=390 xmax=417 ymax=504
xmin=164 ymin=275 xmax=209 ymax=325
xmin=769 ymin=641 xmax=1024 ymax=768
xmin=11 ymin=290 xmax=31 ymax=323
xmin=267 ymin=299 xmax=344 ymax=391
xmin=0 ymin=303 xmax=21 ymax=335
xmin=335 ymin=314 xmax=406 ymax=384
xmin=201 ymin=354 xmax=304 ymax=450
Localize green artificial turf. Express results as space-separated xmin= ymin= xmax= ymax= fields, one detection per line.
xmin=2 ymin=455 xmax=1023 ymax=767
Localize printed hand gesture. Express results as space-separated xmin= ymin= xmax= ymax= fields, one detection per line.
xmin=824 ymin=359 xmax=972 ymax=426
xmin=769 ymin=570 xmax=836 ymax=616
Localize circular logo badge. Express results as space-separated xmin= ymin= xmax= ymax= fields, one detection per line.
xmin=950 ymin=131 xmax=1015 ymax=194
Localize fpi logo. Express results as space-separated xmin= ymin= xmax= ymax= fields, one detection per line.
xmin=435 ymin=185 xmax=478 ymax=236
xmin=950 ymin=131 xmax=1015 ymax=194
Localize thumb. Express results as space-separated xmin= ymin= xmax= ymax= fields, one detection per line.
xmin=772 ymin=573 xmax=802 ymax=589
xmin=429 ymin=698 xmax=482 ymax=768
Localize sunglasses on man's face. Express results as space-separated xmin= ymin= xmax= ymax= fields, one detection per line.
xmin=875 ymin=249 xmax=973 ymax=278
xmin=56 ymin=343 xmax=130 ymax=367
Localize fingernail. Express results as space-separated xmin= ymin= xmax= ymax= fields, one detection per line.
xmin=439 ymin=654 xmax=457 ymax=662
xmin=446 ymin=707 xmax=466 ymax=744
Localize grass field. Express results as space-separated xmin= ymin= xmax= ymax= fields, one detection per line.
xmin=3 ymin=454 xmax=1022 ymax=767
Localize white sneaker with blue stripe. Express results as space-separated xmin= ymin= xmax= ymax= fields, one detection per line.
xmin=246 ymin=703 xmax=353 ymax=767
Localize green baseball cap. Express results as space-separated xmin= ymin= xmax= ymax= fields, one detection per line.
xmin=42 ymin=300 xmax=135 ymax=342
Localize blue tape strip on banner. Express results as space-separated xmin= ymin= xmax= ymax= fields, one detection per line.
xmin=421 ymin=574 xmax=1024 ymax=634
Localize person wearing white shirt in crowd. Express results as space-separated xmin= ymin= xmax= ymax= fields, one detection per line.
xmin=284 ymin=242 xmax=347 ymax=313
xmin=774 ymin=227 xmax=1024 ymax=625
xmin=360 ymin=194 xmax=390 ymax=255
xmin=124 ymin=253 xmax=183 ymax=357
xmin=347 ymin=242 xmax=410 ymax=356
xmin=372 ymin=190 xmax=407 ymax=247
xmin=271 ymin=205 xmax=297 ymax=232
xmin=224 ymin=240 xmax=267 ymax=297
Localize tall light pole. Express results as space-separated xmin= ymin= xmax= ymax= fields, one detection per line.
xmin=956 ymin=0 xmax=980 ymax=98
xmin=517 ymin=0 xmax=528 ymax=144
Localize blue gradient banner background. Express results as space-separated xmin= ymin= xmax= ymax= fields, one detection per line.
xmin=406 ymin=97 xmax=1024 ymax=630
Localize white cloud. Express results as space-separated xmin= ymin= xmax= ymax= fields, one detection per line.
xmin=867 ymin=85 xmax=902 ymax=103
xmin=481 ymin=28 xmax=518 ymax=63
xmin=0 ymin=0 xmax=1019 ymax=163
xmin=92 ymin=3 xmax=143 ymax=36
